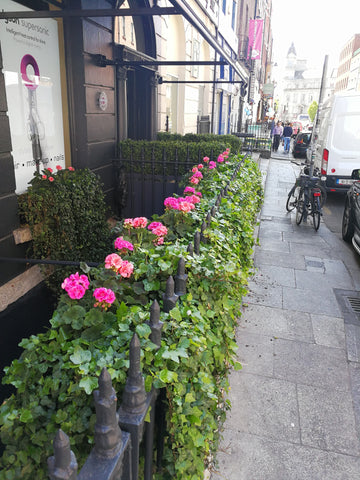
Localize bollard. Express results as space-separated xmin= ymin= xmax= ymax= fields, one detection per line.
xmin=187 ymin=242 xmax=194 ymax=256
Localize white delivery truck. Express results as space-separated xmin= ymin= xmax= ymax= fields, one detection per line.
xmin=310 ymin=91 xmax=360 ymax=192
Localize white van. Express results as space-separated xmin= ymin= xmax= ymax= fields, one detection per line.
xmin=310 ymin=92 xmax=360 ymax=191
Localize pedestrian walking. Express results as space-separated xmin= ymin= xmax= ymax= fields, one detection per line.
xmin=272 ymin=121 xmax=283 ymax=152
xmin=283 ymin=122 xmax=293 ymax=153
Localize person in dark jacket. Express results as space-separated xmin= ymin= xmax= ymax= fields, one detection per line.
xmin=283 ymin=123 xmax=293 ymax=154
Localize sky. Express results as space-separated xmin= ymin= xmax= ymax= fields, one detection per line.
xmin=271 ymin=0 xmax=360 ymax=75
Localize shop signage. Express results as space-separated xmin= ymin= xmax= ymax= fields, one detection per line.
xmin=0 ymin=0 xmax=65 ymax=193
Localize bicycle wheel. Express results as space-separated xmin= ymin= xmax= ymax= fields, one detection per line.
xmin=286 ymin=186 xmax=297 ymax=212
xmin=312 ymin=197 xmax=321 ymax=231
xmin=296 ymin=189 xmax=305 ymax=225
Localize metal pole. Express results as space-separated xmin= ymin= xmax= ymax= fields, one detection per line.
xmin=309 ymin=55 xmax=328 ymax=176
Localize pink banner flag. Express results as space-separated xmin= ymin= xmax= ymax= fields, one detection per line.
xmin=247 ymin=19 xmax=264 ymax=60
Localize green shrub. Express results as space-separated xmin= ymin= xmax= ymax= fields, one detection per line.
xmin=0 ymin=154 xmax=263 ymax=479
xmin=18 ymin=167 xmax=113 ymax=296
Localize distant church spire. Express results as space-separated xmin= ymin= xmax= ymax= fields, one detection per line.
xmin=288 ymin=42 xmax=296 ymax=56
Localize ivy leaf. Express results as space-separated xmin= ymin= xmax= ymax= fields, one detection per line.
xmin=70 ymin=346 xmax=91 ymax=365
xmin=157 ymin=259 xmax=172 ymax=271
xmin=159 ymin=369 xmax=178 ymax=383
xmin=79 ymin=376 xmax=98 ymax=395
xmin=80 ymin=262 xmax=91 ymax=274
xmin=162 ymin=349 xmax=180 ymax=363
xmin=169 ymin=307 xmax=182 ymax=323
xmin=135 ymin=323 xmax=152 ymax=338
xmin=19 ymin=410 xmax=33 ymax=423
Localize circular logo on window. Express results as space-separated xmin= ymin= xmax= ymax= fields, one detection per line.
xmin=98 ymin=91 xmax=108 ymax=111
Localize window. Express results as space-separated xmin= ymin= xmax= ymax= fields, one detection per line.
xmin=122 ymin=17 xmax=126 ymax=38
xmin=191 ymin=39 xmax=200 ymax=78
xmin=222 ymin=0 xmax=226 ymax=14
xmin=231 ymin=1 xmax=236 ymax=29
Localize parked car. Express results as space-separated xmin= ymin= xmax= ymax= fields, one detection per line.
xmin=292 ymin=131 xmax=311 ymax=158
xmin=342 ymin=177 xmax=360 ymax=254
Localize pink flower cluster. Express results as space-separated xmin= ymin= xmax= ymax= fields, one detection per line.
xmin=105 ymin=253 xmax=134 ymax=278
xmin=114 ymin=236 xmax=134 ymax=254
xmin=41 ymin=166 xmax=75 ymax=182
xmin=190 ymin=167 xmax=203 ymax=185
xmin=61 ymin=272 xmax=90 ymax=300
xmin=93 ymin=287 xmax=116 ymax=310
xmin=148 ymin=221 xmax=168 ymax=245
xmin=124 ymin=217 xmax=148 ymax=229
xmin=164 ymin=196 xmax=196 ymax=213
xmin=209 ymin=161 xmax=217 ymax=170
xmin=183 ymin=186 xmax=202 ymax=197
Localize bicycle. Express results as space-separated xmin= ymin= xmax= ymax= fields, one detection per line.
xmin=286 ymin=162 xmax=327 ymax=231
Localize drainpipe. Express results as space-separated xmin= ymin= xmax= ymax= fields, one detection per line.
xmin=211 ymin=28 xmax=218 ymax=134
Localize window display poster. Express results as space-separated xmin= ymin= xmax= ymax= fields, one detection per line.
xmin=0 ymin=0 xmax=65 ymax=193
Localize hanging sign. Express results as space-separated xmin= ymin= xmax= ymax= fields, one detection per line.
xmin=0 ymin=0 xmax=65 ymax=193
xmin=247 ymin=19 xmax=264 ymax=60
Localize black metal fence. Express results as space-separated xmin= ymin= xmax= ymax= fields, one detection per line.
xmin=233 ymin=121 xmax=272 ymax=157
xmin=113 ymin=138 xmax=265 ymax=220
xmin=47 ymin=159 xmax=245 ymax=480
xmin=113 ymin=146 xmax=219 ymax=219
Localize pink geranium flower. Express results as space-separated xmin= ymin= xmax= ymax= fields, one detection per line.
xmin=56 ymin=165 xmax=62 ymax=170
xmin=114 ymin=237 xmax=134 ymax=253
xmin=184 ymin=186 xmax=195 ymax=195
xmin=187 ymin=195 xmax=201 ymax=204
xmin=105 ymin=253 xmax=123 ymax=273
xmin=124 ymin=218 xmax=134 ymax=229
xmin=93 ymin=287 xmax=116 ymax=310
xmin=192 ymin=166 xmax=198 ymax=173
xmin=190 ymin=176 xmax=200 ymax=185
xmin=178 ymin=201 xmax=195 ymax=212
xmin=47 ymin=167 xmax=53 ymax=173
xmin=118 ymin=260 xmax=134 ymax=278
xmin=197 ymin=164 xmax=204 ymax=169
xmin=209 ymin=161 xmax=217 ymax=170
xmin=62 ymin=272 xmax=90 ymax=300
xmin=132 ymin=217 xmax=148 ymax=229
xmin=203 ymin=156 xmax=210 ymax=163
xmin=152 ymin=224 xmax=168 ymax=236
xmin=68 ymin=166 xmax=75 ymax=171
xmin=48 ymin=177 xmax=54 ymax=182
xmin=217 ymin=155 xmax=224 ymax=163
xmin=164 ymin=197 xmax=180 ymax=210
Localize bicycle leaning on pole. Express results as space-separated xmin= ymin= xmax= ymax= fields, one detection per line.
xmin=286 ymin=162 xmax=327 ymax=231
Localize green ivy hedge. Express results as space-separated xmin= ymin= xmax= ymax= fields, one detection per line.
xmin=0 ymin=153 xmax=263 ymax=480
xmin=119 ymin=137 xmax=242 ymax=176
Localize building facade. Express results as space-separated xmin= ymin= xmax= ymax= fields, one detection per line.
xmin=0 ymin=0 xmax=273 ymax=315
xmin=335 ymin=33 xmax=360 ymax=92
xmin=277 ymin=43 xmax=332 ymax=125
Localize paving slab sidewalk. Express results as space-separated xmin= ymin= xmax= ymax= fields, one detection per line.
xmin=211 ymin=157 xmax=360 ymax=480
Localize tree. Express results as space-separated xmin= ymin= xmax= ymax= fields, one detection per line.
xmin=308 ymin=101 xmax=318 ymax=122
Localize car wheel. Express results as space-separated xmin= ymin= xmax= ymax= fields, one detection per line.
xmin=342 ymin=199 xmax=355 ymax=242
